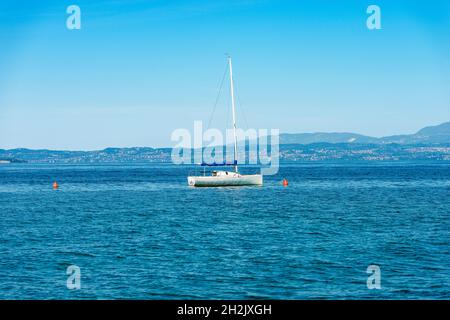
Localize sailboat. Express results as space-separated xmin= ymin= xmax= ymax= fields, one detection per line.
xmin=187 ymin=56 xmax=263 ymax=187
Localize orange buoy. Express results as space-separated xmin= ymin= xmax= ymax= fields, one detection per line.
xmin=53 ymin=182 xmax=59 ymax=189
xmin=282 ymin=178 xmax=288 ymax=187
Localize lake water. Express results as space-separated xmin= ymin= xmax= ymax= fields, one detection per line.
xmin=0 ymin=163 xmax=449 ymax=299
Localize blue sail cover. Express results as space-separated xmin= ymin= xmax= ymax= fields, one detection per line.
xmin=200 ymin=160 xmax=237 ymax=167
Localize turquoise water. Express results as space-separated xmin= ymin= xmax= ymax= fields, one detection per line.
xmin=0 ymin=163 xmax=449 ymax=299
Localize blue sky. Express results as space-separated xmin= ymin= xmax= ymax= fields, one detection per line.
xmin=0 ymin=0 xmax=449 ymax=150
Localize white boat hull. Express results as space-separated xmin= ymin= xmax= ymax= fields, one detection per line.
xmin=188 ymin=174 xmax=263 ymax=187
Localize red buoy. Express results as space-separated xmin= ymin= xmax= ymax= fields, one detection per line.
xmin=282 ymin=178 xmax=288 ymax=186
xmin=53 ymin=182 xmax=59 ymax=189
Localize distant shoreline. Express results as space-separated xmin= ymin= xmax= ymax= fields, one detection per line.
xmin=2 ymin=142 xmax=449 ymax=164
xmin=0 ymin=159 xmax=27 ymax=164
xmin=1 ymin=160 xmax=449 ymax=166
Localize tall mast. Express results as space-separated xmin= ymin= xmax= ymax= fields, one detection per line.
xmin=228 ymin=56 xmax=238 ymax=173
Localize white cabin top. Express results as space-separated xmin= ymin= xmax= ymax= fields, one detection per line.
xmin=212 ymin=171 xmax=241 ymax=178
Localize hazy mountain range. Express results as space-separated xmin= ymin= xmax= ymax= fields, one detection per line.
xmin=280 ymin=122 xmax=450 ymax=145
xmin=0 ymin=122 xmax=449 ymax=163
